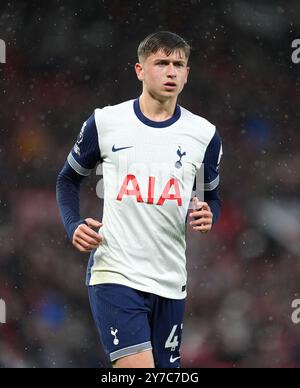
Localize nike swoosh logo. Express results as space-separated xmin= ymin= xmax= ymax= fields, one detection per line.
xmin=170 ymin=355 xmax=181 ymax=363
xmin=112 ymin=145 xmax=134 ymax=152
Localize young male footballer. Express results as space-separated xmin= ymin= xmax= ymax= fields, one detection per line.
xmin=56 ymin=31 xmax=223 ymax=368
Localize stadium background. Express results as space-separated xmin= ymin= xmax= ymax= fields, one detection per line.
xmin=1 ymin=0 xmax=300 ymax=368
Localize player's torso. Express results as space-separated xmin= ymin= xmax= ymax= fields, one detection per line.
xmin=89 ymin=99 xmax=215 ymax=299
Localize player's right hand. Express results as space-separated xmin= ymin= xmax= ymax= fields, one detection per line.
xmin=72 ymin=218 xmax=103 ymax=252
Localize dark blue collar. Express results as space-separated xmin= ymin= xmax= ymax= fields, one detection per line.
xmin=133 ymin=98 xmax=181 ymax=128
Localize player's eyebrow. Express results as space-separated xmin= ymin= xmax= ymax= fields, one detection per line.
xmin=154 ymin=59 xmax=186 ymax=65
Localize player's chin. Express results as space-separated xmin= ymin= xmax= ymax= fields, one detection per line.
xmin=161 ymin=87 xmax=178 ymax=95
xmin=158 ymin=90 xmax=180 ymax=100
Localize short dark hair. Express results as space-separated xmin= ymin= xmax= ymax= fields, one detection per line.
xmin=138 ymin=31 xmax=190 ymax=62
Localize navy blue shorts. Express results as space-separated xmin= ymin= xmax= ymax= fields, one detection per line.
xmin=88 ymin=284 xmax=185 ymax=368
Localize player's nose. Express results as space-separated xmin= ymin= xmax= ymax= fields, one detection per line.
xmin=166 ymin=63 xmax=177 ymax=77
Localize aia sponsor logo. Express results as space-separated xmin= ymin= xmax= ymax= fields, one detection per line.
xmin=117 ymin=175 xmax=183 ymax=206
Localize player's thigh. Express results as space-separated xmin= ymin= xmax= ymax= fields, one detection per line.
xmin=151 ymin=297 xmax=185 ymax=368
xmin=113 ymin=350 xmax=154 ymax=368
xmin=88 ymin=284 xmax=153 ymax=366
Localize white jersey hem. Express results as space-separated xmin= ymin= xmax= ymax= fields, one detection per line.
xmin=89 ymin=272 xmax=187 ymax=300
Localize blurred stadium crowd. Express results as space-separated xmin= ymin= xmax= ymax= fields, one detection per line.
xmin=1 ymin=1 xmax=300 ymax=368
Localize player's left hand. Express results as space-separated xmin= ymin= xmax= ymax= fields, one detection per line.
xmin=189 ymin=198 xmax=213 ymax=233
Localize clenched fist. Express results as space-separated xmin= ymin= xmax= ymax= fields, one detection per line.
xmin=73 ymin=218 xmax=103 ymax=252
xmin=189 ymin=197 xmax=213 ymax=233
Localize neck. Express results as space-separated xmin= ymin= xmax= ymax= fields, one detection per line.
xmin=139 ymin=91 xmax=177 ymax=121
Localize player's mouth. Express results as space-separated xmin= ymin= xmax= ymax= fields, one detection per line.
xmin=163 ymin=82 xmax=177 ymax=90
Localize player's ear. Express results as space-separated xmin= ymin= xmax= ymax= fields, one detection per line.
xmin=184 ymin=66 xmax=190 ymax=84
xmin=135 ymin=62 xmax=144 ymax=81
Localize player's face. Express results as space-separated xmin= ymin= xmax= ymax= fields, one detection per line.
xmin=135 ymin=49 xmax=189 ymax=101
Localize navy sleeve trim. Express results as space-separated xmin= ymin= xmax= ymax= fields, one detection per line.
xmin=204 ymin=175 xmax=220 ymax=191
xmin=67 ymin=152 xmax=93 ymax=176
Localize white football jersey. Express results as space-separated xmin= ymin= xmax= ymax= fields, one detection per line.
xmin=67 ymin=99 xmax=222 ymax=299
